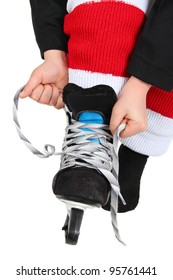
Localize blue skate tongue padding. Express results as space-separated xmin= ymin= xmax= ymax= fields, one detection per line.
xmin=78 ymin=112 xmax=104 ymax=143
xmin=78 ymin=112 xmax=104 ymax=124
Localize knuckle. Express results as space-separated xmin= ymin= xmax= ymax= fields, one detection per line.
xmin=31 ymin=93 xmax=39 ymax=101
xmin=32 ymin=67 xmax=39 ymax=76
xmin=49 ymin=100 xmax=56 ymax=106
xmin=139 ymin=121 xmax=147 ymax=132
xmin=112 ymin=106 xmax=121 ymax=116
xmin=40 ymin=98 xmax=49 ymax=104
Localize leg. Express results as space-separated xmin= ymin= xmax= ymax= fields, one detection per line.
xmin=118 ymin=145 xmax=148 ymax=212
xmin=119 ymin=87 xmax=173 ymax=212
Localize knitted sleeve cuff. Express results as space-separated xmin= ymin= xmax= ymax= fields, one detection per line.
xmin=30 ymin=0 xmax=68 ymax=58
xmin=35 ymin=31 xmax=69 ymax=59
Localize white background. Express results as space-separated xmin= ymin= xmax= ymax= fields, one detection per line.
xmin=1 ymin=1 xmax=173 ymax=279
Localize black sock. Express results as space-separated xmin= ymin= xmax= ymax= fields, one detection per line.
xmin=118 ymin=144 xmax=148 ymax=213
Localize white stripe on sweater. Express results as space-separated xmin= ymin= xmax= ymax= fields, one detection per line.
xmin=69 ymin=68 xmax=128 ymax=95
xmin=67 ymin=0 xmax=155 ymax=14
xmin=69 ymin=68 xmax=173 ymax=156
xmin=121 ymin=109 xmax=173 ymax=156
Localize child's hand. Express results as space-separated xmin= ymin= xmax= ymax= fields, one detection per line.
xmin=110 ymin=76 xmax=151 ymax=138
xmin=20 ymin=50 xmax=68 ymax=109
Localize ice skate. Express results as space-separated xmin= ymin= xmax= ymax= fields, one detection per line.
xmin=13 ymin=84 xmax=125 ymax=246
xmin=52 ymin=83 xmax=125 ymax=245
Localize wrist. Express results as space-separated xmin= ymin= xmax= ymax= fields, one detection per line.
xmin=44 ymin=50 xmax=67 ymax=65
xmin=129 ymin=76 xmax=151 ymax=94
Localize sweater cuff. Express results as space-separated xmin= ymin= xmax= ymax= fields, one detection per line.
xmin=36 ymin=33 xmax=68 ymax=59
xmin=127 ymin=53 xmax=173 ymax=92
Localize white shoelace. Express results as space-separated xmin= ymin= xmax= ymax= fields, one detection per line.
xmin=13 ymin=87 xmax=126 ymax=244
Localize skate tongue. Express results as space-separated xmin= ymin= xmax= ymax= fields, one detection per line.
xmin=78 ymin=112 xmax=104 ymax=125
xmin=78 ymin=111 xmax=104 ymax=144
xmin=63 ymin=83 xmax=117 ymax=124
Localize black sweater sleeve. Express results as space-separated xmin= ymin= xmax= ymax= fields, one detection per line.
xmin=30 ymin=0 xmax=173 ymax=91
xmin=127 ymin=0 xmax=173 ymax=91
xmin=29 ymin=0 xmax=68 ymax=58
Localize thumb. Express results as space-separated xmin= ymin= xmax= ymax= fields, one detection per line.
xmin=110 ymin=108 xmax=125 ymax=135
xmin=20 ymin=71 xmax=41 ymax=98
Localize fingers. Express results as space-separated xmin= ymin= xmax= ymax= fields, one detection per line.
xmin=119 ymin=119 xmax=147 ymax=138
xmin=20 ymin=80 xmax=64 ymax=108
xmin=30 ymin=84 xmax=44 ymax=102
xmin=18 ymin=59 xmax=68 ymax=110
xmin=36 ymin=84 xmax=52 ymax=104
xmin=111 ymin=118 xmax=147 ymax=138
xmin=110 ymin=107 xmax=147 ymax=138
xmin=31 ymin=84 xmax=64 ymax=107
xmin=54 ymin=91 xmax=64 ymax=109
xmin=49 ymin=84 xmax=59 ymax=106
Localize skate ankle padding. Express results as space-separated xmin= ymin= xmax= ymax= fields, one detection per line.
xmin=63 ymin=83 xmax=117 ymax=124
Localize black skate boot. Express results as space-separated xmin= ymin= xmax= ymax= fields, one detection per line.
xmin=52 ymin=83 xmax=124 ymax=245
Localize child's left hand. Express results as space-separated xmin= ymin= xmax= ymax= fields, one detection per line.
xmin=110 ymin=76 xmax=151 ymax=138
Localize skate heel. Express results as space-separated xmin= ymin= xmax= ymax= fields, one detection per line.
xmin=60 ymin=199 xmax=97 ymax=244
xmin=61 ymin=200 xmax=93 ymax=245
xmin=62 ymin=207 xmax=84 ymax=245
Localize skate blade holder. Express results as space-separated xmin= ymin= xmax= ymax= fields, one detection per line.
xmin=60 ymin=199 xmax=95 ymax=245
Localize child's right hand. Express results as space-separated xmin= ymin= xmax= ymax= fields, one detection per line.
xmin=20 ymin=50 xmax=68 ymax=109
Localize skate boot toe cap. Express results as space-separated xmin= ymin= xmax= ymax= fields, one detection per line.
xmin=52 ymin=166 xmax=111 ymax=206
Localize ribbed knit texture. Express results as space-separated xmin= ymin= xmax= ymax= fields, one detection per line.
xmin=147 ymin=87 xmax=173 ymax=118
xmin=121 ymin=109 xmax=173 ymax=155
xmin=65 ymin=2 xmax=146 ymax=76
xmin=64 ymin=0 xmax=173 ymax=156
